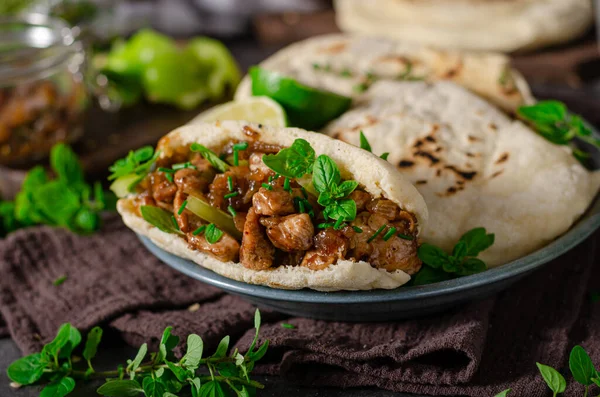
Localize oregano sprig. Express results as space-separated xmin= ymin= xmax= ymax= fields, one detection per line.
xmin=7 ymin=309 xmax=268 ymax=397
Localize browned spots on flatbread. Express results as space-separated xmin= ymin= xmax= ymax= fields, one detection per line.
xmin=447 ymin=187 xmax=457 ymax=194
xmin=377 ymin=55 xmax=411 ymax=66
xmin=489 ymin=123 xmax=498 ymax=130
xmin=495 ymin=152 xmax=510 ymax=164
xmin=351 ymin=115 xmax=379 ymax=132
xmin=492 ymin=170 xmax=504 ymax=178
xmin=398 ymin=160 xmax=415 ymax=168
xmin=456 ymin=180 xmax=465 ymax=185
xmin=466 ymin=152 xmax=475 ymax=158
xmin=215 ymin=120 xmax=221 ymax=127
xmin=436 ymin=169 xmax=442 ymax=177
xmin=431 ymin=124 xmax=440 ymax=134
xmin=243 ymin=125 xmax=260 ymax=140
xmin=468 ymin=135 xmax=481 ymax=143
xmin=414 ymin=151 xmax=440 ymax=164
xmin=331 ymin=132 xmax=341 ymax=139
xmin=319 ymin=42 xmax=347 ymax=54
xmin=413 ymin=140 xmax=424 ymax=148
xmin=444 ymin=165 xmax=477 ymax=180
xmin=435 ymin=147 xmax=443 ymax=153
xmin=444 ymin=60 xmax=463 ymax=79
xmin=425 ymin=136 xmax=436 ymax=143
xmin=415 ymin=180 xmax=427 ymax=185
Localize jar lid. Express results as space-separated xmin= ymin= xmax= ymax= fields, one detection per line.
xmin=0 ymin=13 xmax=84 ymax=87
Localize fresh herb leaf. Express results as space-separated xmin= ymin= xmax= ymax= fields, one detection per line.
xmin=142 ymin=376 xmax=166 ymax=397
xmin=7 ymin=353 xmax=47 ymax=385
xmin=141 ymin=206 xmax=183 ymax=234
xmin=39 ymin=376 xmax=75 ymax=397
xmin=536 ymin=362 xmax=566 ymax=396
xmin=456 ymin=257 xmax=487 ymax=276
xmin=129 ymin=343 xmax=147 ymax=374
xmin=83 ymin=327 xmax=103 ymax=366
xmin=569 ymin=345 xmax=596 ymax=386
xmin=452 ymin=240 xmax=468 ymax=260
xmin=335 ymin=180 xmax=359 ymax=198
xmin=313 ymin=155 xmax=341 ymax=194
xmin=214 ymin=336 xmax=230 ymax=358
xmin=494 ymin=389 xmax=511 ymax=397
xmin=51 ymin=143 xmax=84 ymax=186
xmin=459 ymin=227 xmax=495 ymax=257
xmin=108 ymin=146 xmax=159 ymax=180
xmin=97 ymin=379 xmax=143 ymax=396
xmin=518 ymin=101 xmax=566 ymax=124
xmin=205 ymin=223 xmax=224 ymax=244
xmin=181 ymin=334 xmax=204 ymax=369
xmin=380 ymin=152 xmax=390 ymax=161
xmin=262 ymin=139 xmax=316 ymax=179
xmin=191 ymin=143 xmax=230 ymax=173
xmin=281 ymin=323 xmax=295 ymax=329
xmin=359 ymin=131 xmax=372 ymax=152
xmin=410 ymin=266 xmax=452 ymax=286
xmin=53 ymin=275 xmax=67 ymax=286
xmin=417 ymin=244 xmax=452 ymax=269
xmin=323 ymin=199 xmax=356 ymax=222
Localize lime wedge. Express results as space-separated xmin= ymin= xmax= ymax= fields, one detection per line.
xmin=191 ymin=96 xmax=287 ymax=127
xmin=249 ymin=66 xmax=352 ymax=130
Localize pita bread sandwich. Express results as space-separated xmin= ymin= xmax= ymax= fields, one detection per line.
xmin=115 ymin=121 xmax=428 ymax=291
xmin=334 ymin=0 xmax=593 ymax=52
xmin=235 ymin=34 xmax=533 ymax=113
xmin=323 ymin=80 xmax=600 ymax=266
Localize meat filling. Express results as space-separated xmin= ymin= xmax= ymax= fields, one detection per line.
xmin=137 ymin=139 xmax=421 ymax=274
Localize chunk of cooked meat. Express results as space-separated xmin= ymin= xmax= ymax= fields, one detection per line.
xmin=252 ymin=186 xmax=296 ymax=216
xmin=349 ymin=190 xmax=371 ymax=212
xmin=174 ymin=168 xmax=211 ymax=196
xmin=187 ymin=232 xmax=240 ymax=262
xmin=239 ymin=208 xmax=275 ymax=270
xmin=368 ymin=237 xmax=421 ymax=274
xmin=397 ymin=209 xmax=418 ymax=234
xmin=367 ymin=199 xmax=398 ymax=220
xmin=276 ymin=251 xmax=305 ymax=267
xmin=209 ymin=166 xmax=252 ymax=210
xmin=151 ymin=172 xmax=177 ymax=208
xmin=260 ymin=213 xmax=314 ymax=252
xmin=233 ymin=212 xmax=247 ymax=233
xmin=300 ymin=229 xmax=349 ymax=270
xmin=173 ymin=190 xmax=190 ymax=232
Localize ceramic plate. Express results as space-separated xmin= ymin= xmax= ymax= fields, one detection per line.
xmin=138 ymin=190 xmax=599 ymax=322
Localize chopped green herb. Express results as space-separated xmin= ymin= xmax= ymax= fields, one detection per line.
xmin=171 ymin=216 xmax=180 ymax=231
xmin=397 ymin=233 xmax=414 ymax=241
xmin=227 ymin=176 xmax=234 ymax=191
xmin=227 ymin=206 xmax=237 ymax=217
xmin=158 ymin=167 xmax=175 ymax=173
xmin=283 ymin=177 xmax=291 ymax=192
xmin=312 ymin=63 xmax=320 ymax=70
xmin=233 ymin=142 xmax=249 ymax=151
xmin=380 ymin=152 xmax=390 ymax=161
xmin=383 ymin=227 xmax=397 ymax=241
xmin=233 ymin=150 xmax=239 ymax=166
xmin=353 ymin=83 xmax=368 ymax=93
xmin=281 ymin=323 xmax=295 ymax=329
xmin=205 ymin=223 xmax=224 ymax=244
xmin=340 ymin=69 xmax=352 ymax=78
xmin=53 ymin=275 xmax=67 ymax=286
xmin=224 ymin=192 xmax=239 ymax=199
xmin=333 ymin=218 xmax=345 ymax=230
xmin=165 ymin=173 xmax=174 ymax=183
xmin=300 ymin=186 xmax=308 ymax=198
xmin=324 ymin=63 xmax=331 ymax=72
xmin=177 ymin=200 xmax=188 ymax=215
xmin=261 ymin=183 xmax=273 ymax=191
xmin=318 ymin=222 xmax=335 ymax=229
xmin=192 ymin=225 xmax=207 ymax=235
xmin=367 ymin=225 xmax=386 ymax=243
xmin=190 ymin=143 xmax=229 ymax=172
xmin=172 ymin=162 xmax=196 ymax=170
xmin=352 ymin=226 xmax=363 ymax=233
xmin=359 ymin=131 xmax=372 ymax=152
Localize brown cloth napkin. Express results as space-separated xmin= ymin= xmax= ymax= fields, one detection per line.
xmin=0 ymin=213 xmax=598 ymax=397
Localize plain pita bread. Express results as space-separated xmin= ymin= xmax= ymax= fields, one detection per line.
xmin=118 ymin=121 xmax=428 ymax=291
xmin=235 ymin=34 xmax=533 ymax=113
xmin=324 ymin=81 xmax=600 ymax=266
xmin=334 ymin=0 xmax=593 ymax=52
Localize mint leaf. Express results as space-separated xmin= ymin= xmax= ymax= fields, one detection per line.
xmin=457 ymin=257 xmax=487 ymax=276
xmin=459 ymin=227 xmax=495 ymax=257
xmin=83 ymin=327 xmax=103 ymax=362
xmin=205 ymin=224 xmax=224 ymax=244
xmin=452 ymin=240 xmax=467 ymax=260
xmin=97 ymin=380 xmax=143 ymax=396
xmin=7 ymin=353 xmax=46 ymax=385
xmin=518 ymin=101 xmax=566 ymax=124
xmin=58 ymin=324 xmax=82 ymax=358
xmin=166 ymin=360 xmax=189 ymax=382
xmin=359 ymin=131 xmax=372 ymax=152
xmin=40 ymin=376 xmax=75 ymax=397
xmin=181 ymin=334 xmax=203 ymax=369
xmin=262 ymin=138 xmax=316 ymax=179
xmin=410 ymin=266 xmax=452 ymax=286
xmin=199 ymin=380 xmax=226 ymax=397
xmin=42 ymin=324 xmax=75 ymax=361
xmin=312 ymin=155 xmax=341 ymax=194
xmin=493 ymin=389 xmax=511 ymax=397
xmin=536 ymin=362 xmax=566 ymax=395
xmin=32 ymin=182 xmax=81 ymax=226
xmin=417 ymin=244 xmax=452 ymax=269
xmin=141 ymin=206 xmax=183 ymax=234
xmin=129 ymin=343 xmax=147 ymax=375
xmin=323 ymin=199 xmax=356 ymax=221
xmin=335 ymin=180 xmax=359 ymax=198
xmin=190 ymin=143 xmax=229 ymax=173
xmin=142 ymin=376 xmax=166 ymax=397
xmin=214 ymin=336 xmax=230 ymax=358
xmin=108 ymin=146 xmax=159 ymax=180
xmin=51 ymin=144 xmax=84 ymax=186
xmin=569 ymin=345 xmax=596 ymax=386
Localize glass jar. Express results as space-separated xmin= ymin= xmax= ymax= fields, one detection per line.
xmin=0 ymin=13 xmax=87 ymax=167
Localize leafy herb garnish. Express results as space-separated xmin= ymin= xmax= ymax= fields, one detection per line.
xmin=262 ymin=138 xmax=316 ymax=179
xmin=412 ymin=227 xmax=494 ymax=286
xmin=313 ymin=155 xmax=359 ymax=222
xmin=141 ymin=205 xmax=183 ymax=235
xmin=536 ymin=363 xmax=566 ymax=396
xmin=380 ymin=152 xmax=390 ymax=161
xmin=8 ymin=310 xmax=268 ymax=397
xmin=359 ymin=131 xmax=372 ymax=152
xmin=53 ymin=275 xmax=67 ymax=286
xmin=205 ymin=223 xmax=224 ymax=244
xmin=518 ymin=101 xmax=600 ymax=162
xmin=281 ymin=323 xmax=295 ymax=329
xmin=108 ymin=146 xmax=159 ymax=181
xmin=191 ymin=143 xmax=230 ymax=172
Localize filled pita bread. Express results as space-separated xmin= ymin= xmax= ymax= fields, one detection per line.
xmin=334 ymin=0 xmax=593 ymax=52
xmin=117 ymin=121 xmax=428 ymax=291
xmin=323 ymin=81 xmax=600 ymax=266
xmin=235 ymin=34 xmax=533 ymax=113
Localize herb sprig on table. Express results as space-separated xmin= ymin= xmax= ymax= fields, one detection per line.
xmin=7 ymin=309 xmax=268 ymax=397
xmin=517 ymin=101 xmax=600 ymax=164
xmin=495 ymin=345 xmax=600 ymax=397
xmin=411 ymin=227 xmax=495 ymax=286
xmin=0 ymin=144 xmax=115 ymax=237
